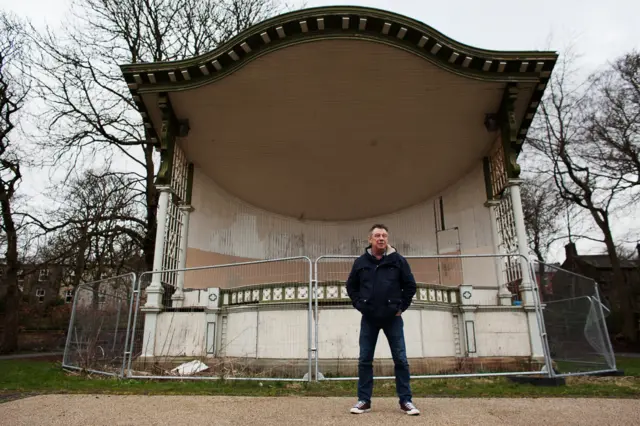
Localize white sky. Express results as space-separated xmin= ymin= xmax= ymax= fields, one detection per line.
xmin=3 ymin=0 xmax=640 ymax=262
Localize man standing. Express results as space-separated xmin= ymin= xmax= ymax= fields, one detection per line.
xmin=346 ymin=224 xmax=420 ymax=416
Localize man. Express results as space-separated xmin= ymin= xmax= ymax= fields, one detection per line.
xmin=346 ymin=224 xmax=420 ymax=416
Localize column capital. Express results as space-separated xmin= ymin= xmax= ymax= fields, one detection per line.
xmin=156 ymin=185 xmax=173 ymax=193
xmin=179 ymin=204 xmax=195 ymax=213
xmin=506 ymin=178 xmax=524 ymax=187
xmin=484 ymin=200 xmax=500 ymax=207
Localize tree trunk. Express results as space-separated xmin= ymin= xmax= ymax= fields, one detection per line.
xmin=602 ymin=228 xmax=637 ymax=343
xmin=0 ymin=187 xmax=20 ymax=354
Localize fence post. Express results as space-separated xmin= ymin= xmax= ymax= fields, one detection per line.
xmin=121 ymin=273 xmax=138 ymax=377
xmin=527 ymin=260 xmax=555 ymax=378
xmin=62 ymin=285 xmax=82 ymax=368
xmin=592 ymin=281 xmax=617 ymax=371
xmin=313 ymin=257 xmax=320 ymax=381
xmin=307 ymin=257 xmax=313 ymax=382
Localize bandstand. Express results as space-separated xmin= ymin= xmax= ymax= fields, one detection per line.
xmin=119 ymin=6 xmax=557 ymax=378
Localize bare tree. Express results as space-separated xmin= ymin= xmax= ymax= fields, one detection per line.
xmin=34 ymin=170 xmax=146 ymax=295
xmin=30 ymin=0 xmax=293 ymax=271
xmin=0 ymin=12 xmax=30 ymax=353
xmin=527 ymin=51 xmax=639 ymax=343
xmin=607 ymin=243 xmax=640 ymax=261
xmin=585 ymin=51 xmax=640 ymax=192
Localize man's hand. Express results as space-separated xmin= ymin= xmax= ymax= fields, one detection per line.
xmin=396 ymin=311 xmax=402 ymax=316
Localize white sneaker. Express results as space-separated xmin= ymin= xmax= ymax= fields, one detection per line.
xmin=400 ymin=401 xmax=420 ymax=415
xmin=350 ymin=400 xmax=371 ymax=414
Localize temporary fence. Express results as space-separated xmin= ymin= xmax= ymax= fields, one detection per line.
xmin=62 ymin=273 xmax=137 ymax=376
xmin=312 ymin=254 xmax=551 ymax=381
xmin=532 ymin=261 xmax=617 ymax=377
xmin=125 ymin=257 xmax=313 ymax=381
xmin=62 ymin=254 xmax=618 ymax=382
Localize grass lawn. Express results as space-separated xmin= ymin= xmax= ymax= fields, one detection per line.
xmin=1 ymin=357 xmax=639 ymax=400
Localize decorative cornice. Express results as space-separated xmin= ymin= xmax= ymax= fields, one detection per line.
xmin=120 ymin=6 xmax=557 ymax=146
xmin=499 ymin=84 xmax=522 ymax=178
xmin=156 ymin=94 xmax=177 ymax=186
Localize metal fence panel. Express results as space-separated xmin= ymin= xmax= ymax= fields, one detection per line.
xmin=313 ymin=254 xmax=550 ymax=381
xmin=62 ymin=273 xmax=137 ymax=376
xmin=533 ymin=261 xmax=617 ymax=376
xmin=126 ymin=257 xmax=313 ymax=381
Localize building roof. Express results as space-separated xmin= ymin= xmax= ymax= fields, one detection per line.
xmin=577 ymin=255 xmax=639 ymax=270
xmin=119 ymin=6 xmax=557 ymax=221
xmin=121 ymin=6 xmax=557 ymax=148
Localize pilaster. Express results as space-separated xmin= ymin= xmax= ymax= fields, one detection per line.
xmin=145 ymin=185 xmax=171 ymax=309
xmin=172 ymin=205 xmax=194 ymax=307
xmin=459 ymin=285 xmax=479 ymax=357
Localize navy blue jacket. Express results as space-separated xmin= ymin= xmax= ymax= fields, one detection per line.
xmin=346 ymin=245 xmax=417 ymax=321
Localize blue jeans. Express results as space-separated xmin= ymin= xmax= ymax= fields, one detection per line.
xmin=357 ymin=315 xmax=412 ymax=404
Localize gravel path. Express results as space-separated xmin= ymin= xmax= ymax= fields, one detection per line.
xmin=1 ymin=395 xmax=639 ymax=425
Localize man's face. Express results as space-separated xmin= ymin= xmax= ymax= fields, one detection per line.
xmin=369 ymin=228 xmax=389 ymax=253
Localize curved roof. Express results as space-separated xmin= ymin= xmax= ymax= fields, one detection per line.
xmin=121 ymin=5 xmax=557 ymax=147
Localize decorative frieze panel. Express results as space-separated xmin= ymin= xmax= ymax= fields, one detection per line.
xmin=219 ymin=282 xmax=461 ymax=307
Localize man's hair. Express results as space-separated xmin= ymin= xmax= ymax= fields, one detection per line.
xmin=369 ymin=224 xmax=389 ymax=235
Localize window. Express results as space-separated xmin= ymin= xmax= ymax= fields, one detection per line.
xmin=98 ymin=293 xmax=106 ymax=305
xmin=39 ymin=269 xmax=49 ymax=281
xmin=65 ymin=289 xmax=73 ymax=304
xmin=35 ymin=288 xmax=46 ymax=303
xmin=17 ymin=270 xmax=24 ymax=282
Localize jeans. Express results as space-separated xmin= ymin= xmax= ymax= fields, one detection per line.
xmin=357 ymin=314 xmax=412 ymax=404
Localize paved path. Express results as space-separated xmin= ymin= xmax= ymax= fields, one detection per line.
xmin=1 ymin=395 xmax=639 ymax=425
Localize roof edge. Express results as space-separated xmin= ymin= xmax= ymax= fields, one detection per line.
xmin=120 ymin=5 xmax=558 ymax=147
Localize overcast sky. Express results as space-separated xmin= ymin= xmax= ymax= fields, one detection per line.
xmin=3 ymin=0 xmax=639 ymax=261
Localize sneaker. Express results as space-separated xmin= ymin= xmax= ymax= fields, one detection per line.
xmin=350 ymin=400 xmax=371 ymax=414
xmin=400 ymin=401 xmax=420 ymax=416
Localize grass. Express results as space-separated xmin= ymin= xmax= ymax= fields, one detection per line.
xmin=616 ymin=357 xmax=640 ymax=377
xmin=1 ymin=358 xmax=639 ymax=400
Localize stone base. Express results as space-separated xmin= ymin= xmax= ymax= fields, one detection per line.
xmin=129 ymin=356 xmax=544 ymax=379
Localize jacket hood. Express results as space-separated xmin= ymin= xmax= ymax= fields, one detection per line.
xmin=366 ymin=244 xmax=397 ymax=257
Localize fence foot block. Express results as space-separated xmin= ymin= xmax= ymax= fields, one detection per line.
xmin=507 ymin=375 xmax=566 ymax=387
xmin=589 ymin=370 xmax=625 ymax=377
